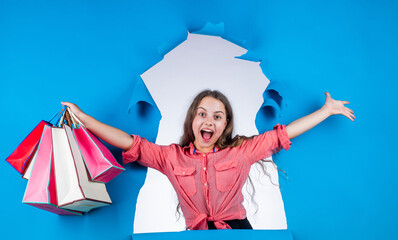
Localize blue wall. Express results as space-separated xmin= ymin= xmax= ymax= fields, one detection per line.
xmin=1 ymin=1 xmax=397 ymax=239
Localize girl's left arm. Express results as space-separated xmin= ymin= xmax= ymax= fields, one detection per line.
xmin=286 ymin=92 xmax=355 ymax=140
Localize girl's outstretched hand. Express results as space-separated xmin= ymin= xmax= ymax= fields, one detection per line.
xmin=323 ymin=92 xmax=355 ymax=121
xmin=286 ymin=92 xmax=355 ymax=139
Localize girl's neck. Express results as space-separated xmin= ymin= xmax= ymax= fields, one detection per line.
xmin=193 ymin=143 xmax=215 ymax=154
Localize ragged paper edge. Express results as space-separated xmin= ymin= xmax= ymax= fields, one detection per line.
xmin=128 ymin=76 xmax=162 ymax=124
xmin=255 ymin=81 xmax=287 ymax=133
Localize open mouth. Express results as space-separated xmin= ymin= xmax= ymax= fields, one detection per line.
xmin=201 ymin=129 xmax=214 ymax=141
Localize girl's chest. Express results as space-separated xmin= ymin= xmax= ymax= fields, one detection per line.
xmin=164 ymin=150 xmax=252 ymax=196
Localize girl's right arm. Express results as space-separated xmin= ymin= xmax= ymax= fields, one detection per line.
xmin=61 ymin=102 xmax=134 ymax=151
xmin=285 ymin=92 xmax=355 ymax=140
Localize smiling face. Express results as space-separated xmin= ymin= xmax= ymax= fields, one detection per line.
xmin=192 ymin=96 xmax=228 ymax=153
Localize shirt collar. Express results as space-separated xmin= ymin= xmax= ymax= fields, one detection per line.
xmin=185 ymin=142 xmax=219 ymax=155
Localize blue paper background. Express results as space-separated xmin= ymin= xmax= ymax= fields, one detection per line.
xmin=1 ymin=1 xmax=397 ymax=240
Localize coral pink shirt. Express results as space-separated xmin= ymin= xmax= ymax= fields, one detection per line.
xmin=122 ymin=124 xmax=291 ymax=230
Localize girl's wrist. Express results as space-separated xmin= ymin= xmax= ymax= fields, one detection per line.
xmin=321 ymin=105 xmax=332 ymax=117
xmin=76 ymin=112 xmax=90 ymax=126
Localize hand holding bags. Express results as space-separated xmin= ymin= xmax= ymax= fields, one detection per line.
xmin=8 ymin=106 xmax=124 ymax=215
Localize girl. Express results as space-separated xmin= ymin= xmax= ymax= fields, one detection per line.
xmin=62 ymin=90 xmax=354 ymax=230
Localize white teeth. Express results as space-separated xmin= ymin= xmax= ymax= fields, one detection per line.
xmin=202 ymin=129 xmax=213 ymax=132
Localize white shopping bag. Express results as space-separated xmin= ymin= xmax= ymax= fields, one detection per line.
xmin=52 ymin=124 xmax=112 ymax=212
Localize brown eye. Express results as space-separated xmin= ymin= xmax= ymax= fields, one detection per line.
xmin=214 ymin=115 xmax=221 ymax=120
xmin=199 ymin=112 xmax=205 ymax=117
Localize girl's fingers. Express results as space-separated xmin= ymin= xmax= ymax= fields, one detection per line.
xmin=346 ymin=113 xmax=354 ymax=121
xmin=60 ymin=102 xmax=83 ymax=115
xmin=61 ymin=101 xmax=73 ymax=107
xmin=347 ymin=112 xmax=355 ymax=121
xmin=345 ymin=107 xmax=354 ymax=114
xmin=340 ymin=109 xmax=355 ymax=121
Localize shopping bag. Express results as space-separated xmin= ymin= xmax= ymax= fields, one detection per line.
xmin=6 ymin=121 xmax=51 ymax=174
xmin=68 ymin=109 xmax=125 ymax=183
xmin=22 ymin=125 xmax=82 ymax=215
xmin=21 ymin=109 xmax=63 ymax=180
xmin=52 ymin=116 xmax=112 ymax=212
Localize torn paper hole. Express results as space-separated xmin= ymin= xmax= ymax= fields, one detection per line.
xmin=132 ymin=27 xmax=287 ymax=233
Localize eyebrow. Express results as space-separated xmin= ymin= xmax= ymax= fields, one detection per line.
xmin=197 ymin=107 xmax=225 ymax=115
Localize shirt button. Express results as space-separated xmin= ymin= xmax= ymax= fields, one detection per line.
xmin=204 ymin=183 xmax=207 ymax=186
xmin=202 ymin=154 xmax=205 ymax=157
xmin=182 ymin=171 xmax=185 ymax=175
xmin=203 ymin=167 xmax=206 ymax=171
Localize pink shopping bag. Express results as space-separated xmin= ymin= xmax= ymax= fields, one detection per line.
xmin=73 ymin=125 xmax=125 ymax=183
xmin=22 ymin=125 xmax=82 ymax=215
xmin=52 ymin=124 xmax=112 ymax=212
xmin=6 ymin=121 xmax=51 ymax=174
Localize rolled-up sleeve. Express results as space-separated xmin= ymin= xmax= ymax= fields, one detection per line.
xmin=273 ymin=124 xmax=291 ymax=151
xmin=122 ymin=135 xmax=170 ymax=172
xmin=241 ymin=124 xmax=292 ymax=164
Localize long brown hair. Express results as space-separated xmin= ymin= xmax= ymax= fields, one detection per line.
xmin=179 ymin=89 xmax=252 ymax=148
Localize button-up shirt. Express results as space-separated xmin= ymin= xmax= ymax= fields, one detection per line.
xmin=122 ymin=124 xmax=291 ymax=230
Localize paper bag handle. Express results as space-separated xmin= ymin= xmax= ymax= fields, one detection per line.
xmin=49 ymin=106 xmax=67 ymax=126
xmin=56 ymin=107 xmax=74 ymax=128
xmin=63 ymin=109 xmax=74 ymax=128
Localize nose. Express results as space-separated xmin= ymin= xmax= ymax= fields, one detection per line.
xmin=204 ymin=119 xmax=214 ymax=126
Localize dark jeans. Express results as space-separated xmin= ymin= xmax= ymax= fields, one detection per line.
xmin=207 ymin=218 xmax=253 ymax=229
